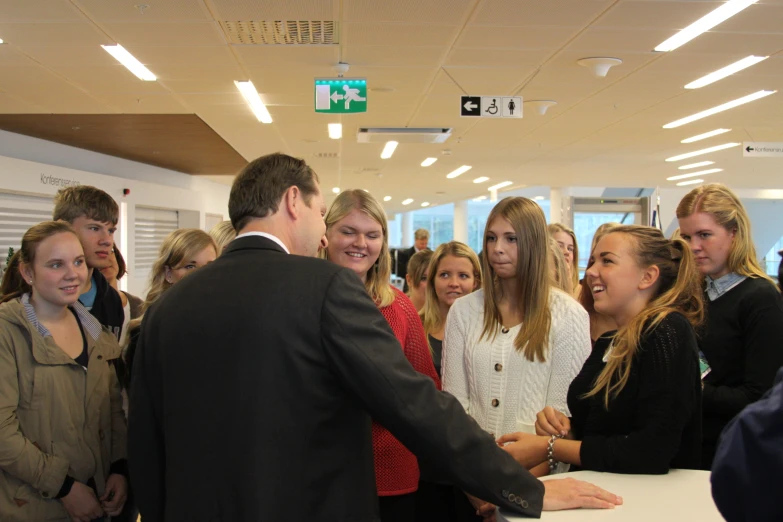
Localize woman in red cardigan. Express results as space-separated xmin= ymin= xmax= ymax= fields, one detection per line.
xmin=321 ymin=189 xmax=441 ymax=522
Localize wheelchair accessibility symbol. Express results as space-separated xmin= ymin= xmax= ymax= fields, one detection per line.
xmin=485 ymin=98 xmax=499 ymax=115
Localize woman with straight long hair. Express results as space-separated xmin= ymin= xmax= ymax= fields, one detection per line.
xmin=443 ymin=197 xmax=590 ymax=519
xmin=405 ymin=248 xmax=433 ymax=312
xmin=0 ymin=221 xmax=128 ymax=521
xmin=500 ymin=226 xmax=705 ymax=475
xmin=676 ymin=183 xmax=783 ymax=468
xmin=548 ymin=223 xmax=579 ymax=295
xmin=548 ymin=237 xmax=572 ymax=295
xmin=321 ymin=189 xmax=440 ymax=522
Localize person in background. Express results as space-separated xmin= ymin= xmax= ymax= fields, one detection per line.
xmin=548 ymin=237 xmax=572 ymax=295
xmin=209 ymin=220 xmax=236 ymax=255
xmin=548 ymin=223 xmax=579 ymax=296
xmin=405 ymin=249 xmax=433 ymax=311
xmin=443 ymin=197 xmax=591 ymax=519
xmin=579 ymin=223 xmax=620 ymax=344
xmin=100 ymin=244 xmax=143 ymax=348
xmin=676 ymin=183 xmax=783 ymax=469
xmin=321 ymin=190 xmax=440 ymax=522
xmin=711 ymin=367 xmax=783 ymax=522
xmin=0 ymin=221 xmax=127 ymax=521
xmin=504 ymin=226 xmax=704 ymax=475
xmin=124 ymin=229 xmax=217 ymax=389
xmin=53 ymin=186 xmax=124 ymax=341
xmin=400 ymin=228 xmax=430 ymax=292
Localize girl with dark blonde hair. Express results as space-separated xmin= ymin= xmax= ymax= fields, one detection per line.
xmin=677 ymin=183 xmax=783 ymax=468
xmin=405 ymin=249 xmax=433 ymax=311
xmin=500 ymin=225 xmax=705 ymax=475
xmin=321 ymin=189 xmax=439 ymax=522
xmin=548 ymin=223 xmax=579 ymax=295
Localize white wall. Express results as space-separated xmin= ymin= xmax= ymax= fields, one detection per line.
xmin=0 ymin=131 xmax=232 ymax=296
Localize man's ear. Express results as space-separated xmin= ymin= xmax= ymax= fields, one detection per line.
xmin=283 ymin=186 xmax=301 ymax=219
xmin=638 ymin=264 xmax=660 ymax=291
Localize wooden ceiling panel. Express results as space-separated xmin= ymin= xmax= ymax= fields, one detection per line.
xmin=455 ymin=25 xmax=578 ymax=50
xmin=472 ymin=0 xmax=616 ymax=27
xmin=343 ymin=22 xmax=460 ymax=47
xmin=0 ymin=114 xmax=247 ymax=174
xmin=102 ymin=22 xmax=226 ymax=47
xmin=344 ymin=0 xmax=474 ymax=24
xmin=0 ymin=22 xmax=110 ymax=46
xmin=75 ymin=0 xmax=210 ymax=22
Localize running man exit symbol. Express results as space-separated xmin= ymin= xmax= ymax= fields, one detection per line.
xmin=315 ymin=78 xmax=367 ymax=113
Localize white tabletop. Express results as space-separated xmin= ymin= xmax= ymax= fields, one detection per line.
xmin=498 ymin=469 xmax=723 ymax=522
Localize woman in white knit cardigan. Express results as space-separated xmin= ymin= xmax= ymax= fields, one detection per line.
xmin=443 ymin=197 xmax=591 ymax=482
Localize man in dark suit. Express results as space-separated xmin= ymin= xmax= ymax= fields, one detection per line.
xmin=128 ymin=153 xmax=620 ymax=522
xmin=398 ymin=228 xmax=429 ymax=292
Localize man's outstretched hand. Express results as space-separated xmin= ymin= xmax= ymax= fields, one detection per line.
xmin=543 ymin=478 xmax=623 ymax=511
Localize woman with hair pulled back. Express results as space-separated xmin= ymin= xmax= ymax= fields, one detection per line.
xmin=0 ymin=221 xmax=128 ymax=521
xmin=500 ymin=225 xmax=705 ymax=474
xmin=677 ymin=183 xmax=783 ymax=469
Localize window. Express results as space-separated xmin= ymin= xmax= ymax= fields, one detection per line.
xmin=134 ymin=206 xmax=178 ymax=276
xmin=0 ymin=191 xmax=54 ymax=276
xmin=413 ymin=204 xmax=454 ymax=249
xmin=763 ymin=236 xmax=783 ymax=279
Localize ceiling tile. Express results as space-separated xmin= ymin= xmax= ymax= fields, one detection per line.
xmin=102 ymin=22 xmax=226 ymax=46
xmin=344 ymin=0 xmax=474 ymax=24
xmin=343 ymin=22 xmax=460 ymax=46
xmin=75 ymin=0 xmax=211 ymax=22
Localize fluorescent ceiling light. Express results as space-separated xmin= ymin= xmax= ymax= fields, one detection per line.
xmin=101 ymin=44 xmax=156 ymax=81
xmin=681 ymin=129 xmax=731 ymax=143
xmin=685 ymin=56 xmax=768 ymax=89
xmin=473 ymin=196 xmax=487 ymax=201
xmin=473 ymin=176 xmax=489 ymax=184
xmin=332 ymin=187 xmax=340 ymax=194
xmin=328 ymin=123 xmax=342 ymax=139
xmin=488 ymin=181 xmax=513 ymax=191
xmin=535 ymin=196 xmax=545 ymax=200
xmin=676 ymin=179 xmax=705 ymax=186
xmin=421 ymin=202 xmax=430 ymax=207
xmin=654 ymin=0 xmax=759 ymax=52
xmin=234 ymin=80 xmax=273 ymax=123
xmin=421 ymin=157 xmax=437 ymax=167
xmin=679 ymin=161 xmax=714 ymax=170
xmin=663 ymin=90 xmax=776 ymax=129
xmin=0 ymin=39 xmax=4 ymax=44
xmin=383 ymin=196 xmax=392 ymax=202
xmin=667 ymin=168 xmax=722 ymax=181
xmin=402 ymin=198 xmax=414 ymax=205
xmin=446 ymin=165 xmax=472 ymax=179
xmin=381 ymin=141 xmax=398 ymax=159
xmin=665 ymin=142 xmax=739 ymax=162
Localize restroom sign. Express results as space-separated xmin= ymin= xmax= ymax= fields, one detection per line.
xmin=315 ymin=78 xmax=367 ymax=113
xmin=460 ymin=95 xmax=522 ymax=118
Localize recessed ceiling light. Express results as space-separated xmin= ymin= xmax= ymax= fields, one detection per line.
xmin=0 ymin=39 xmax=4 ymax=44
xmin=234 ymin=80 xmax=273 ymax=123
xmin=421 ymin=157 xmax=437 ymax=167
xmin=681 ymin=129 xmax=731 ymax=143
xmin=328 ymin=123 xmax=342 ymax=140
xmin=685 ymin=56 xmax=768 ymax=89
xmin=666 ymin=168 xmax=723 ymax=181
xmin=654 ymin=0 xmax=759 ymax=52
xmin=676 ymin=179 xmax=705 ymax=186
xmin=665 ymin=143 xmax=740 ymax=162
xmin=473 ymin=176 xmax=489 ymax=184
xmin=332 ymin=187 xmax=340 ymax=194
xmin=383 ymin=196 xmax=392 ymax=202
xmin=534 ymin=196 xmax=545 ymax=200
xmin=421 ymin=202 xmax=430 ymax=207
xmin=446 ymin=165 xmax=472 ymax=179
xmin=663 ymin=90 xmax=777 ymax=129
xmin=679 ymin=161 xmax=715 ymax=170
xmin=488 ymin=181 xmax=513 ymax=191
xmin=473 ymin=196 xmax=487 ymax=201
xmin=102 ymin=44 xmax=156 ymax=81
xmin=381 ymin=141 xmax=398 ymax=159
xmin=402 ymin=198 xmax=414 ymax=205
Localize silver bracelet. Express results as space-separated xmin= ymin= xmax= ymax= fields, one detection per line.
xmin=547 ymin=434 xmax=563 ymax=473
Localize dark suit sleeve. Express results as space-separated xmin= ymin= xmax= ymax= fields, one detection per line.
xmin=127 ymin=314 xmax=166 ymax=522
xmin=320 ymin=269 xmax=545 ymax=517
xmin=711 ymin=369 xmax=783 ymax=522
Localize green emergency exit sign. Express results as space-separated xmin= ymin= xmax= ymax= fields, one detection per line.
xmin=314 ymin=78 xmax=367 ymax=114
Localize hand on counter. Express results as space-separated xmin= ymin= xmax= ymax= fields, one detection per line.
xmin=542 ymin=478 xmax=623 ymax=511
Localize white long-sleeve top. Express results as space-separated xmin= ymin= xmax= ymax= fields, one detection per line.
xmin=442 ymin=288 xmax=591 ymax=439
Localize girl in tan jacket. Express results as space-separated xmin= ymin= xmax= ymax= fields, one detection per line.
xmin=0 ymin=221 xmax=127 ymax=522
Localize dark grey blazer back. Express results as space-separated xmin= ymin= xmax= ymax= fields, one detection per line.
xmin=128 ymin=236 xmax=544 ymax=522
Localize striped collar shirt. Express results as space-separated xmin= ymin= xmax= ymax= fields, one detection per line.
xmin=705 ymin=272 xmax=747 ymax=302
xmin=21 ymin=293 xmax=103 ymax=340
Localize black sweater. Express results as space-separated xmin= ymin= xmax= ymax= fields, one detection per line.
xmin=699 ymin=276 xmax=783 ymax=468
xmin=568 ymin=312 xmax=702 ymax=474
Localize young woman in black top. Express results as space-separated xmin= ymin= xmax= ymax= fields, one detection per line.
xmin=677 ymin=183 xmax=783 ymax=468
xmin=498 ymin=225 xmax=704 ymax=474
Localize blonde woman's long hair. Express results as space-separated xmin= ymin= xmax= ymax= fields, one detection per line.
xmin=209 ymin=220 xmax=236 ymax=255
xmin=420 ymin=241 xmax=482 ymax=336
xmin=676 ymin=183 xmax=775 ymax=287
xmin=481 ymin=197 xmax=551 ymax=362
xmin=129 ymin=228 xmax=217 ymax=331
xmin=548 ymin=237 xmax=572 ymax=295
xmin=548 ymin=223 xmax=580 ymax=294
xmin=585 ymin=226 xmax=705 ymax=407
xmin=320 ymin=189 xmax=395 ymax=308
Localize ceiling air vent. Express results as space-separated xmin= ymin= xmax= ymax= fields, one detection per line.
xmin=357 ymin=128 xmax=452 ymax=144
xmin=313 ymin=152 xmax=339 ymax=159
xmin=221 ymin=21 xmax=338 ymax=45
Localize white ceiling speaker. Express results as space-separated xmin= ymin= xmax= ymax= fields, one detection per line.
xmin=577 ymin=57 xmax=623 ymax=78
xmin=525 ymin=100 xmax=557 ymax=116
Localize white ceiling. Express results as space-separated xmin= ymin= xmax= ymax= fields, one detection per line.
xmin=0 ymin=0 xmax=782 ymax=213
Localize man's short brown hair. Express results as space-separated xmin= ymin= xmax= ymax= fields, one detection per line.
xmin=414 ymin=228 xmax=430 ymax=240
xmin=229 ymin=153 xmax=320 ymax=231
xmin=53 ymin=185 xmax=119 ymax=225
